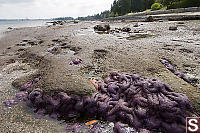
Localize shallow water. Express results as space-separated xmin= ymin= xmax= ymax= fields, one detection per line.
xmin=0 ymin=20 xmax=48 ymax=38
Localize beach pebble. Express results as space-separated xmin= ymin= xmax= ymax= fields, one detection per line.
xmin=145 ymin=16 xmax=154 ymax=22
xmin=169 ymin=26 xmax=178 ymax=31
xmin=133 ymin=23 xmax=139 ymax=27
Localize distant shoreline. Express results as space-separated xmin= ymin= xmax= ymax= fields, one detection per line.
xmin=0 ymin=19 xmax=51 ymax=21
xmin=0 ymin=20 xmax=49 ymax=38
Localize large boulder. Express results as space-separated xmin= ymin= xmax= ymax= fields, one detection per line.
xmin=12 ymin=51 xmax=97 ymax=96
xmin=94 ymin=24 xmax=110 ymax=31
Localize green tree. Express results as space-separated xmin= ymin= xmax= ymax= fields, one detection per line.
xmin=131 ymin=0 xmax=145 ymax=12
xmin=119 ymin=0 xmax=131 ymax=15
xmin=147 ymin=0 xmax=155 ymax=9
xmin=111 ymin=0 xmax=120 ymax=14
xmin=151 ymin=3 xmax=163 ymax=10
xmin=109 ymin=12 xmax=115 ymax=17
xmin=162 ymin=0 xmax=181 ymax=8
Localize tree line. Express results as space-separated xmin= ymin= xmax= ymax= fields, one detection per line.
xmin=111 ymin=0 xmax=200 ymax=16
xmin=77 ymin=11 xmax=110 ymax=20
xmin=53 ymin=0 xmax=199 ymax=20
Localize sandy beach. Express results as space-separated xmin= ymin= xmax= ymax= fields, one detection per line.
xmin=0 ymin=20 xmax=200 ymax=132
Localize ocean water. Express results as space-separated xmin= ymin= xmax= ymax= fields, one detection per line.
xmin=0 ymin=20 xmax=48 ymax=38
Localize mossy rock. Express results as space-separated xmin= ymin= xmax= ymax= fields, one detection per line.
xmin=32 ymin=74 xmax=96 ymax=96
xmin=12 ymin=51 xmax=97 ymax=96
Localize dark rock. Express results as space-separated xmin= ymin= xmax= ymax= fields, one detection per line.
xmin=28 ymin=41 xmax=38 ymax=46
xmin=6 ymin=59 xmax=16 ymax=64
xmin=121 ymin=19 xmax=126 ymax=22
xmin=94 ymin=24 xmax=110 ymax=32
xmin=145 ymin=16 xmax=154 ymax=22
xmin=169 ymin=26 xmax=178 ymax=31
xmin=178 ymin=22 xmax=184 ymax=24
xmin=48 ymin=47 xmax=62 ymax=54
xmin=50 ymin=20 xmax=66 ymax=26
xmin=121 ymin=27 xmax=131 ymax=32
xmin=133 ymin=23 xmax=139 ymax=27
xmin=134 ymin=29 xmax=140 ymax=33
xmin=74 ymin=20 xmax=79 ymax=24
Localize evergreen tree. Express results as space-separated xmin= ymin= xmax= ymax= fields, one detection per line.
xmin=131 ymin=0 xmax=145 ymax=12
xmin=119 ymin=0 xmax=131 ymax=15
xmin=145 ymin=0 xmax=155 ymax=9
xmin=111 ymin=0 xmax=120 ymax=14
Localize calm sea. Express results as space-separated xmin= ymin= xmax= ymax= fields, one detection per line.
xmin=0 ymin=20 xmax=49 ymax=38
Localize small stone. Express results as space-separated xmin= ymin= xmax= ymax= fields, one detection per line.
xmin=121 ymin=19 xmax=126 ymax=22
xmin=121 ymin=27 xmax=131 ymax=32
xmin=177 ymin=22 xmax=184 ymax=24
xmin=74 ymin=20 xmax=79 ymax=24
xmin=22 ymin=39 xmax=30 ymax=42
xmin=133 ymin=23 xmax=139 ymax=27
xmin=134 ymin=29 xmax=140 ymax=33
xmin=145 ymin=16 xmax=154 ymax=22
xmin=169 ymin=26 xmax=178 ymax=31
xmin=48 ymin=47 xmax=61 ymax=54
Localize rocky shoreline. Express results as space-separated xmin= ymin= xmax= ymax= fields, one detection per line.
xmin=0 ymin=19 xmax=200 ymax=132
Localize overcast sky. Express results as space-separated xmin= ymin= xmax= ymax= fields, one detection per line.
xmin=0 ymin=0 xmax=114 ymax=19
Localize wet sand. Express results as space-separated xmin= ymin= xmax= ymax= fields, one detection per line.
xmin=0 ymin=20 xmax=200 ymax=132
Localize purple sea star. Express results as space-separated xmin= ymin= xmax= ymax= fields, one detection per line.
xmin=107 ymin=99 xmax=133 ymax=116
xmin=69 ymin=58 xmax=82 ymax=65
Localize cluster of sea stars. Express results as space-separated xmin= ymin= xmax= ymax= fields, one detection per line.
xmin=4 ymin=72 xmax=194 ymax=133
xmin=96 ymin=72 xmax=193 ymax=133
xmin=160 ymin=59 xmax=190 ymax=83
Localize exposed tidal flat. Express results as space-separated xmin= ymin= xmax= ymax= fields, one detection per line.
xmin=0 ymin=19 xmax=200 ymax=132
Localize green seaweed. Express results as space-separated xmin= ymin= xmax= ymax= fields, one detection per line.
xmin=126 ymin=34 xmax=156 ymax=40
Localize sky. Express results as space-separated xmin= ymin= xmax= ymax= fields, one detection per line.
xmin=0 ymin=0 xmax=114 ymax=19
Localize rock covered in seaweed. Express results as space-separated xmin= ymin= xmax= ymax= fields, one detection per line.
xmin=94 ymin=24 xmax=110 ymax=31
